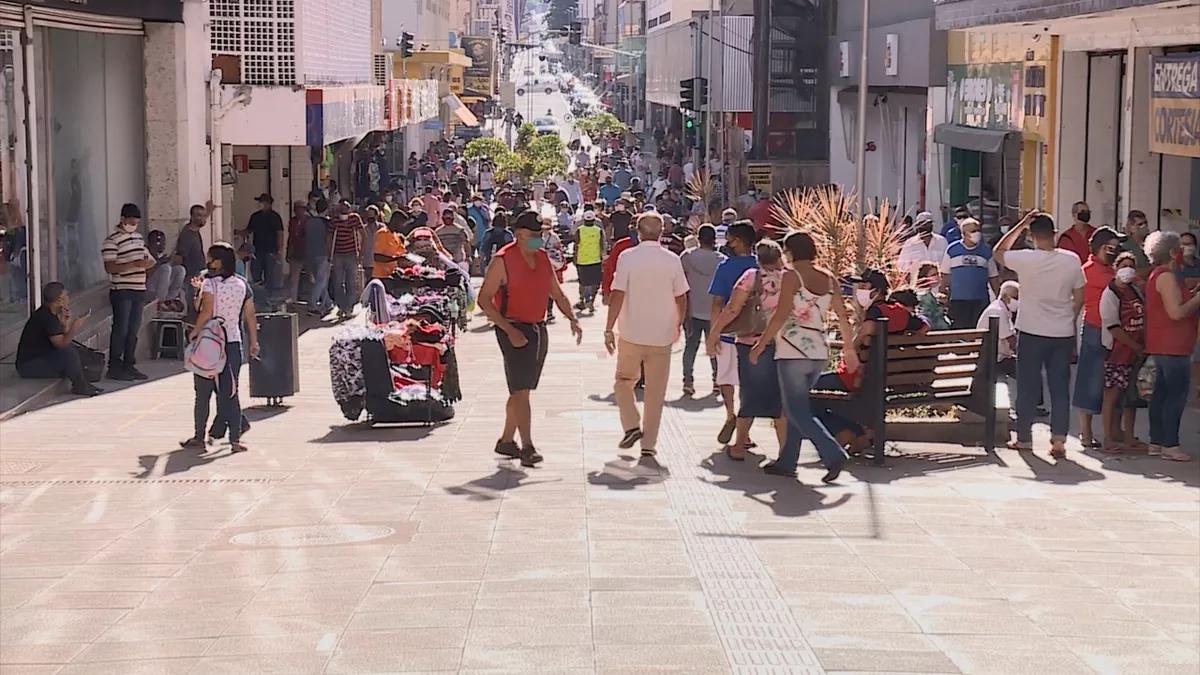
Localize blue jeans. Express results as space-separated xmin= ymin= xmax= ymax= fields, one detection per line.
xmin=681 ymin=317 xmax=716 ymax=383
xmin=307 ymin=256 xmax=332 ymax=312
xmin=1015 ymin=333 xmax=1073 ymax=443
xmin=1073 ymin=323 xmax=1105 ymax=414
xmin=108 ymin=289 xmax=145 ymax=369
xmin=194 ymin=341 xmax=246 ymax=444
xmin=776 ymin=358 xmax=848 ymax=471
xmin=1149 ymin=355 xmax=1190 ymax=447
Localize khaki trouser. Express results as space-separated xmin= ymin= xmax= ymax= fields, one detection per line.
xmin=614 ymin=339 xmax=673 ymax=451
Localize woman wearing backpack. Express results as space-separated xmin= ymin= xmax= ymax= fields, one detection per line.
xmin=180 ymin=242 xmax=259 ymax=453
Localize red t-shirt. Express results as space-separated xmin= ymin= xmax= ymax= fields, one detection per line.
xmin=1081 ymin=256 xmax=1114 ymax=327
xmin=749 ymin=199 xmax=774 ymax=233
xmin=493 ymin=243 xmax=554 ymax=324
xmin=1057 ymin=224 xmax=1095 ymax=263
xmin=836 ymin=302 xmax=928 ymax=390
xmin=602 ymin=236 xmax=637 ymax=296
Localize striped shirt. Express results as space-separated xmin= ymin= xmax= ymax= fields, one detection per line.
xmin=100 ymin=227 xmax=149 ymax=291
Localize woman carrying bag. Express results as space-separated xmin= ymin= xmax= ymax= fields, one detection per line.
xmin=180 ymin=242 xmax=259 ymax=453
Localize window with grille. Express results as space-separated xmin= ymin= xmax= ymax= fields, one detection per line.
xmin=0 ymin=30 xmax=13 ymax=51
xmin=209 ymin=0 xmax=298 ymax=85
xmin=373 ymin=53 xmax=389 ymax=86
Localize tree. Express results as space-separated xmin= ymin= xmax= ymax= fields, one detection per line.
xmin=499 ymin=131 xmax=567 ymax=183
xmin=463 ymin=137 xmax=511 ymax=163
xmin=514 ymin=123 xmax=537 ymax=153
xmin=575 ymin=112 xmax=627 ymax=141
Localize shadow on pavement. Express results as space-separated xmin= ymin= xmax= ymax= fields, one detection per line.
xmin=665 ymin=394 xmax=723 ymax=412
xmin=133 ymin=444 xmax=236 ymax=479
xmin=312 ymin=423 xmax=441 ymax=443
xmin=244 ymin=404 xmax=292 ymax=422
xmin=443 ymin=464 xmax=564 ymax=501
xmin=844 ymin=449 xmax=1006 ymax=485
xmin=587 ymin=455 xmax=670 ymax=490
xmin=698 ymin=451 xmax=853 ymax=518
xmin=1082 ymin=449 xmax=1200 ymax=488
xmin=1015 ymin=450 xmax=1106 ymax=485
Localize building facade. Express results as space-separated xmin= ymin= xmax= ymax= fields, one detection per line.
xmin=936 ymin=0 xmax=1200 ymax=233
xmin=0 ymin=0 xmax=207 ymax=356
xmin=829 ymin=0 xmax=947 ymax=217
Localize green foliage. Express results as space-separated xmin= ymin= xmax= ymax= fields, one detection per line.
xmin=499 ymin=131 xmax=567 ymax=182
xmin=575 ymin=112 xmax=627 ymax=140
xmin=514 ymin=123 xmax=537 ymax=153
xmin=463 ymin=137 xmax=510 ymax=162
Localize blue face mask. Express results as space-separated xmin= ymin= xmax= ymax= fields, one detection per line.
xmin=524 ymin=236 xmax=545 ymax=251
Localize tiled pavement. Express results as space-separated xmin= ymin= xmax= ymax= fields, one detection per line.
xmin=1 ymin=307 xmax=1198 ymax=674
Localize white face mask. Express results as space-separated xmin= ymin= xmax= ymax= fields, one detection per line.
xmin=1116 ymin=267 xmax=1138 ymax=284
xmin=965 ymin=231 xmax=981 ymax=245
xmin=1184 ymin=244 xmax=1197 ymax=258
xmin=1005 ymin=298 xmax=1020 ymax=315
xmin=854 ymin=289 xmax=874 ymax=307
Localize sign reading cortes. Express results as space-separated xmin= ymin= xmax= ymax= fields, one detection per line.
xmin=1150 ymin=53 xmax=1200 ymax=159
xmin=947 ymin=63 xmax=1024 ymax=131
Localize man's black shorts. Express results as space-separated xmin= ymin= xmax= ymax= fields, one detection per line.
xmin=496 ymin=322 xmax=549 ymax=393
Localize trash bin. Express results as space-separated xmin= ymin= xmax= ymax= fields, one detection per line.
xmin=250 ymin=312 xmax=299 ymax=405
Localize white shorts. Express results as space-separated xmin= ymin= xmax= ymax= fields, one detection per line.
xmin=715 ymin=341 xmax=739 ymax=387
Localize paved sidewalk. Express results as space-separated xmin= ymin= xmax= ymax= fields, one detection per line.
xmin=1 ymin=308 xmax=1198 ymax=674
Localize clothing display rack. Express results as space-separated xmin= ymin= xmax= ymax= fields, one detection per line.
xmin=329 ymin=264 xmax=467 ymax=426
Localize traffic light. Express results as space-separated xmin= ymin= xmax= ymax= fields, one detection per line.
xmin=498 ymin=28 xmax=507 ymax=44
xmin=696 ymin=77 xmax=709 ymax=107
xmin=679 ymin=78 xmax=696 ymax=111
xmin=399 ymin=31 xmax=414 ymax=58
xmin=569 ymin=21 xmax=582 ymax=45
xmin=683 ymin=116 xmax=696 ymax=147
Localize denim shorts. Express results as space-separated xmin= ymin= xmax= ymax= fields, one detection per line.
xmin=735 ymin=342 xmax=782 ymax=419
xmin=1073 ymin=323 xmax=1105 ymax=414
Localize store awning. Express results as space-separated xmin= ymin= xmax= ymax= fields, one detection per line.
xmin=933 ymin=123 xmax=1019 ymax=154
xmin=443 ymin=94 xmax=479 ymax=127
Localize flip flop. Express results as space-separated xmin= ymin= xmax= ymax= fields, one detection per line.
xmin=724 ymin=446 xmax=746 ymax=462
xmin=1006 ymin=440 xmax=1033 ymax=451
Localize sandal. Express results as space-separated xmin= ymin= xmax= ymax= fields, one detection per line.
xmin=179 ymin=436 xmax=207 ymax=450
xmin=1099 ymin=443 xmax=1127 ymax=455
xmin=724 ymin=445 xmax=747 ymax=462
xmin=1050 ymin=446 xmax=1067 ymax=459
xmin=1006 ymin=440 xmax=1033 ymax=451
xmin=229 ymin=443 xmax=248 ymax=454
xmin=1080 ymin=438 xmax=1101 ymax=449
xmin=1162 ymin=447 xmax=1192 ymax=462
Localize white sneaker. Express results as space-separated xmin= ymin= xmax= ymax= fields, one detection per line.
xmin=1147 ymin=444 xmax=1163 ymax=456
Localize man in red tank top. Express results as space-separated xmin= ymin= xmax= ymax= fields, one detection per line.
xmin=477 ymin=210 xmax=583 ymax=468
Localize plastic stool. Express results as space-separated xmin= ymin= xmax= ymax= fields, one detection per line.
xmin=151 ymin=319 xmax=185 ymax=360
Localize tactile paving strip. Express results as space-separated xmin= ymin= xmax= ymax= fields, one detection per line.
xmin=657 ymin=408 xmax=825 ymax=675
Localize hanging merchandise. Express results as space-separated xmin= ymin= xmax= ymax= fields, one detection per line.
xmin=328 ymin=260 xmax=469 ymax=426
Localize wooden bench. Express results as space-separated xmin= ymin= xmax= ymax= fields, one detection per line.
xmin=814 ymin=317 xmax=1000 ymax=464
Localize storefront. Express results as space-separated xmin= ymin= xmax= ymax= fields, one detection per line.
xmin=0 ymin=0 xmax=180 ymax=353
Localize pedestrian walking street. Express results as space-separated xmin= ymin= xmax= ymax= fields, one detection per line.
xmin=1 ymin=308 xmax=1198 ymax=675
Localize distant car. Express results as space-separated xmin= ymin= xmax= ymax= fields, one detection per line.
xmin=454 ymin=125 xmax=484 ymax=141
xmin=532 ymin=116 xmax=559 ymax=135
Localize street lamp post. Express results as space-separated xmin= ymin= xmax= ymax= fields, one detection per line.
xmin=854 ymin=0 xmax=871 ymax=263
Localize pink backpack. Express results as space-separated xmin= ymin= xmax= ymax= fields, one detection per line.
xmin=184 ymin=281 xmax=228 ymax=378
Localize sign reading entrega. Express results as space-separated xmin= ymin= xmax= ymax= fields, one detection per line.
xmin=1150 ymin=53 xmax=1200 ymax=159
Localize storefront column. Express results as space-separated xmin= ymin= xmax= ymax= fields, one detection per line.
xmin=20 ymin=8 xmax=42 ymax=307
xmin=1119 ymin=44 xmax=1137 ymax=220
xmin=144 ymin=20 xmax=188 ymax=244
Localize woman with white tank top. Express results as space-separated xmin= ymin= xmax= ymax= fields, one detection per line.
xmin=749 ymin=231 xmax=859 ymax=483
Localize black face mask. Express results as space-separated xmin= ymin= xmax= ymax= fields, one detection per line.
xmin=1077 ymin=210 xmax=1092 ymax=223
xmin=916 ymin=225 xmax=933 ymax=236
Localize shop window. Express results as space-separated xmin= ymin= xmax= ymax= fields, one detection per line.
xmin=0 ymin=30 xmax=28 ymax=338
xmin=45 ymin=28 xmax=146 ymax=297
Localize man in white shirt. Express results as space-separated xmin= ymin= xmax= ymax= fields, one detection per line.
xmin=898 ymin=211 xmax=948 ymax=278
xmin=977 ymin=280 xmax=1019 ymax=366
xmin=995 ymin=212 xmax=1085 ymax=457
xmin=561 ymin=172 xmax=584 ymax=209
xmin=604 ymin=212 xmax=690 ymax=457
xmin=683 ymin=158 xmax=696 ymax=184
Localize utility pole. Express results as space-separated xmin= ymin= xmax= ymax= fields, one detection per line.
xmin=750 ymin=0 xmax=771 ymax=160
xmin=854 ymin=0 xmax=871 ymax=262
xmin=705 ymin=2 xmax=716 ymax=166
xmin=692 ymin=18 xmax=703 ymax=170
